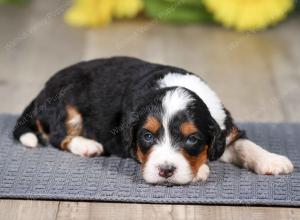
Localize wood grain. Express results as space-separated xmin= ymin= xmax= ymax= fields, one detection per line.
xmin=0 ymin=0 xmax=85 ymax=113
xmin=266 ymin=18 xmax=300 ymax=122
xmin=0 ymin=200 xmax=58 ymax=220
xmin=2 ymin=200 xmax=298 ymax=220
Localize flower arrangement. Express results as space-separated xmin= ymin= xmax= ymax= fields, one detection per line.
xmin=66 ymin=0 xmax=299 ymax=31
xmin=64 ymin=0 xmax=144 ymax=27
xmin=2 ymin=0 xmax=298 ymax=31
xmin=203 ymin=0 xmax=295 ymax=32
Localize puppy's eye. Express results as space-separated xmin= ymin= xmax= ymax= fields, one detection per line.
xmin=186 ymin=135 xmax=199 ymax=145
xmin=144 ymin=132 xmax=154 ymax=142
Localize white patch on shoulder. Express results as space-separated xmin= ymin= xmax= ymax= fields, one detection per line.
xmin=19 ymin=132 xmax=38 ymax=148
xmin=158 ymin=73 xmax=226 ymax=129
xmin=67 ymin=136 xmax=103 ymax=157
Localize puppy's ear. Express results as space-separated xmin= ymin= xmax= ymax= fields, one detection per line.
xmin=121 ymin=111 xmax=139 ymax=159
xmin=207 ymin=118 xmax=226 ymax=161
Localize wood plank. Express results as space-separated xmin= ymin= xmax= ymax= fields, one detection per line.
xmin=0 ymin=2 xmax=33 ymax=56
xmin=56 ymin=202 xmax=300 ymax=220
xmin=268 ymin=18 xmax=300 ymax=122
xmin=0 ymin=199 xmax=59 ymax=220
xmin=0 ymin=200 xmax=297 ymax=220
xmin=0 ymin=0 xmax=86 ymax=113
xmin=57 ymin=202 xmax=143 ymax=220
xmin=83 ymin=19 xmax=167 ymax=63
xmin=0 ymin=1 xmax=35 ymax=114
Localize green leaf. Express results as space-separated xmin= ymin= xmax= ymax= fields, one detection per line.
xmin=144 ymin=0 xmax=213 ymax=23
xmin=0 ymin=0 xmax=30 ymax=5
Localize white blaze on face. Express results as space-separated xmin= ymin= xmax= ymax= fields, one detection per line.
xmin=142 ymin=88 xmax=194 ymax=184
xmin=158 ymin=73 xmax=226 ymax=130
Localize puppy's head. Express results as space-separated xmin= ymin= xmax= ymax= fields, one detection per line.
xmin=123 ymin=87 xmax=226 ymax=185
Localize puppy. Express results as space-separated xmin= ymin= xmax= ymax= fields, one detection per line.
xmin=13 ymin=57 xmax=293 ymax=184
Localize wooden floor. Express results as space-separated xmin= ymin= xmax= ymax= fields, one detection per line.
xmin=1 ymin=0 xmax=300 ymax=219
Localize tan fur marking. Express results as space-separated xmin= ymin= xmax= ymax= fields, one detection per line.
xmin=226 ymin=127 xmax=239 ymax=146
xmin=61 ymin=105 xmax=83 ymax=150
xmin=143 ymin=116 xmax=161 ymax=134
xmin=136 ymin=145 xmax=152 ymax=165
xmin=180 ymin=122 xmax=198 ymax=136
xmin=181 ymin=145 xmax=208 ymax=176
xmin=36 ymin=119 xmax=49 ymax=140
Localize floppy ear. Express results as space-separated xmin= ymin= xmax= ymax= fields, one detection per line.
xmin=207 ymin=118 xmax=226 ymax=161
xmin=120 ymin=89 xmax=158 ymax=159
xmin=121 ymin=111 xmax=139 ymax=159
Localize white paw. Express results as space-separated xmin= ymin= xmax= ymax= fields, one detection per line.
xmin=19 ymin=132 xmax=38 ymax=148
xmin=253 ymin=153 xmax=294 ymax=175
xmin=68 ymin=136 xmax=103 ymax=157
xmin=193 ymin=164 xmax=210 ymax=182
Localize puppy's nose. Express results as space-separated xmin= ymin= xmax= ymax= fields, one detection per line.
xmin=158 ymin=164 xmax=176 ymax=178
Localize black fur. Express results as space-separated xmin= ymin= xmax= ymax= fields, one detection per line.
xmin=13 ymin=56 xmax=243 ymax=160
xmin=207 ymin=118 xmax=226 ymax=161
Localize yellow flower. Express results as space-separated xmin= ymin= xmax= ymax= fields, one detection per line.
xmin=203 ymin=0 xmax=294 ymax=31
xmin=114 ymin=0 xmax=144 ymax=19
xmin=64 ymin=0 xmax=143 ymax=27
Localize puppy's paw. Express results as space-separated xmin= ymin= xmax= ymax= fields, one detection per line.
xmin=20 ymin=132 xmax=38 ymax=148
xmin=68 ymin=136 xmax=103 ymax=157
xmin=193 ymin=164 xmax=210 ymax=182
xmin=252 ymin=153 xmax=293 ymax=175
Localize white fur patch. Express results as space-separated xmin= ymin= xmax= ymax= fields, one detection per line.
xmin=161 ymin=87 xmax=193 ymax=152
xmin=193 ymin=164 xmax=210 ymax=182
xmin=19 ymin=132 xmax=38 ymax=148
xmin=143 ymin=145 xmax=193 ymax=184
xmin=68 ymin=136 xmax=103 ymax=157
xmin=162 ymin=87 xmax=193 ymax=118
xmin=158 ymin=73 xmax=226 ymax=129
xmin=219 ymin=139 xmax=294 ymax=175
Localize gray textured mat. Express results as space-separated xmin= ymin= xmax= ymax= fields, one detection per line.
xmin=0 ymin=115 xmax=299 ymax=206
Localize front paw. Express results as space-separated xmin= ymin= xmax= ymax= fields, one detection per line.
xmin=193 ymin=164 xmax=210 ymax=182
xmin=68 ymin=136 xmax=103 ymax=157
xmin=252 ymin=153 xmax=293 ymax=175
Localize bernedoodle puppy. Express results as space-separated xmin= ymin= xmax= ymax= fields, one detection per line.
xmin=13 ymin=57 xmax=293 ymax=185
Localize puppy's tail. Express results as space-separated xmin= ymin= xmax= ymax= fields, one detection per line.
xmin=13 ymin=99 xmax=39 ymax=148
